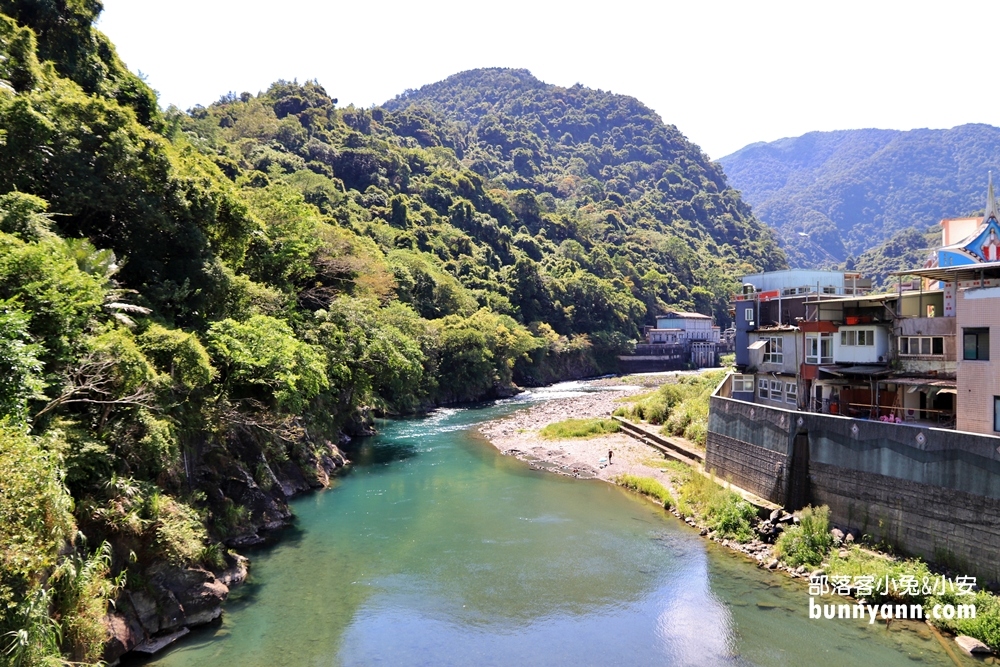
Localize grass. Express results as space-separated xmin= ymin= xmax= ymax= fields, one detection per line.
xmin=827 ymin=545 xmax=1000 ymax=650
xmin=824 ymin=545 xmax=934 ymax=603
xmin=927 ymin=589 xmax=1000 ymax=650
xmin=614 ymin=369 xmax=725 ymax=446
xmin=774 ymin=505 xmax=833 ymax=567
xmin=676 ymin=472 xmax=757 ymax=542
xmin=538 ymin=417 xmax=620 ymax=439
xmin=614 ymin=474 xmax=674 ymax=508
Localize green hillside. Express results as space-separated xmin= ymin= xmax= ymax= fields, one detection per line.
xmin=0 ymin=6 xmax=784 ymax=663
xmin=384 ymin=68 xmax=785 ymax=325
xmin=720 ymin=125 xmax=1000 ymax=267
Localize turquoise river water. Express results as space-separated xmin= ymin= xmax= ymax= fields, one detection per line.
xmin=138 ymin=382 xmax=973 ymax=666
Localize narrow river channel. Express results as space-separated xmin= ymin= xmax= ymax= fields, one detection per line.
xmin=138 ymin=382 xmax=973 ymax=666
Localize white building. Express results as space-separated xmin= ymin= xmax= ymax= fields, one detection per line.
xmin=648 ymin=311 xmax=720 ymax=343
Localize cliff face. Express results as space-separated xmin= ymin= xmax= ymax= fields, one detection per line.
xmin=103 ymin=437 xmax=349 ymax=663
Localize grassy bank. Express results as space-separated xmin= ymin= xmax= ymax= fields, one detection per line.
xmin=777 ymin=504 xmax=1000 ymax=650
xmin=539 ymin=418 xmax=620 ymax=439
xmin=613 ymin=474 xmax=674 ymax=507
xmin=613 ymin=369 xmax=725 ymax=446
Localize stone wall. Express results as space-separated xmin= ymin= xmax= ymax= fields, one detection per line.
xmin=707 ymin=392 xmax=1000 ymax=580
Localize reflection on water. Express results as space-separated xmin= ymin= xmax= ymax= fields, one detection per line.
xmin=138 ymin=388 xmax=972 ymax=667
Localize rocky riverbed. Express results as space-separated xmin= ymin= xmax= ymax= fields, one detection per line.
xmin=479 ymin=379 xmax=680 ymax=483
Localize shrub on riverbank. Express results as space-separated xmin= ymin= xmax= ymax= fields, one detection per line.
xmin=614 ymin=474 xmax=674 ymax=508
xmin=774 ymin=505 xmax=833 ymax=566
xmin=927 ymin=590 xmax=1000 ymax=650
xmin=614 ymin=370 xmax=725 ymax=446
xmin=824 ymin=546 xmax=933 ymax=604
xmin=539 ymin=418 xmax=620 ymax=439
xmin=677 ymin=472 xmax=756 ymax=542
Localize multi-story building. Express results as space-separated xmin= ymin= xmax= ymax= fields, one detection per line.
xmin=727 ymin=176 xmax=1000 ymax=435
xmin=730 ymin=269 xmax=871 ymax=405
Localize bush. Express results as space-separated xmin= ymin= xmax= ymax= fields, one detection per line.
xmin=539 ymin=417 xmax=620 ymax=439
xmin=707 ymin=493 xmax=758 ymax=542
xmin=676 ymin=472 xmax=757 ymax=542
xmin=614 ymin=473 xmax=673 ymax=508
xmin=775 ymin=505 xmax=833 ymax=566
xmin=826 ymin=547 xmax=933 ymax=604
xmin=617 ymin=369 xmax=724 ymax=445
xmin=927 ymin=590 xmax=1000 ymax=650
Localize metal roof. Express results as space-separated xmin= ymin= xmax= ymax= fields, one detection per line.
xmin=819 ymin=365 xmax=893 ymax=376
xmin=885 ymin=377 xmax=957 ymax=388
xmin=659 ymin=311 xmax=712 ymax=319
xmin=890 ymin=262 xmax=1000 ymax=282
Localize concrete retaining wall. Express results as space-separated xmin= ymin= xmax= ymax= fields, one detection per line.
xmin=707 ymin=393 xmax=1000 ymax=580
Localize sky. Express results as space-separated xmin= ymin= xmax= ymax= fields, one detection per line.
xmin=97 ymin=0 xmax=999 ymax=160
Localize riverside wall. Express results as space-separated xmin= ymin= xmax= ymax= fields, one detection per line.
xmin=707 ymin=380 xmax=1000 ymax=581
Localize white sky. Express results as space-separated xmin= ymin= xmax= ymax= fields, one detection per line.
xmin=98 ymin=0 xmax=999 ymax=160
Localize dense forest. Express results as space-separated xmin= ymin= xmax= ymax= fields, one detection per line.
xmin=0 ymin=4 xmax=782 ymax=664
xmin=720 ymin=125 xmax=1000 ymax=268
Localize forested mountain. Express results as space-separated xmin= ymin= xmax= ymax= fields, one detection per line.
xmin=383 ymin=68 xmax=785 ymax=324
xmin=852 ymin=226 xmax=938 ymax=290
xmin=0 ymin=6 xmax=782 ymax=664
xmin=720 ymin=124 xmax=1000 ymax=268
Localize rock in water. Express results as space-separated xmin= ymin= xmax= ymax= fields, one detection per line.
xmin=955 ymin=635 xmax=991 ymax=655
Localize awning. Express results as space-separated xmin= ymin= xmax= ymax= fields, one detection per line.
xmin=891 ymin=262 xmax=1000 ymax=283
xmin=819 ymin=365 xmax=892 ymax=376
xmin=884 ymin=377 xmax=957 ymax=389
xmin=938 ymin=388 xmax=958 ymax=395
xmin=748 ymin=340 xmax=768 ymax=350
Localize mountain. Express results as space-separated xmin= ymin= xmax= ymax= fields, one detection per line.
xmin=382 ymin=68 xmax=786 ymax=324
xmin=0 ymin=8 xmax=785 ymax=663
xmin=719 ymin=124 xmax=1000 ymax=268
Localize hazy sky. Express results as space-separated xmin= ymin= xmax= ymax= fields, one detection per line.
xmin=98 ymin=0 xmax=998 ymax=160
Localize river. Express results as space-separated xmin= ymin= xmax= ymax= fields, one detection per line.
xmin=138 ymin=382 xmax=972 ymax=666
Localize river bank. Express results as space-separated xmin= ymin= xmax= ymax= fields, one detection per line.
xmin=480 ymin=373 xmax=996 ymax=662
xmin=479 ymin=375 xmax=679 ymax=482
xmin=140 ymin=390 xmax=971 ymax=667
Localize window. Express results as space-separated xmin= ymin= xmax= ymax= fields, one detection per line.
xmin=770 ymin=380 xmax=783 ymax=401
xmin=899 ymin=336 xmax=944 ymax=357
xmin=733 ymin=374 xmax=754 ymax=393
xmin=806 ymin=333 xmax=833 ymax=364
xmin=744 ymin=308 xmax=754 ymax=321
xmin=822 ymin=286 xmax=836 ymax=294
xmin=995 ymin=397 xmax=1000 ymax=433
xmin=785 ymin=382 xmax=797 ymax=405
xmin=758 ymin=378 xmax=769 ymax=399
xmin=841 ymin=329 xmax=875 ymax=346
xmin=927 ymin=305 xmax=936 ymax=318
xmin=763 ymin=337 xmax=783 ymax=364
xmin=964 ymin=328 xmax=990 ymax=361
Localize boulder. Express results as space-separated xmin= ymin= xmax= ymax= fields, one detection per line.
xmin=127 ymin=590 xmax=160 ymax=634
xmin=102 ymin=611 xmax=144 ymax=665
xmin=844 ymin=532 xmax=855 ymax=544
xmin=955 ymin=635 xmax=991 ymax=655
xmin=147 ymin=564 xmax=229 ymax=630
xmin=830 ymin=528 xmax=844 ymax=546
xmin=218 ymin=553 xmax=250 ymax=588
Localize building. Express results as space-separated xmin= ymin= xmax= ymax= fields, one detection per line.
xmin=730 ymin=269 xmax=871 ymax=405
xmin=726 ymin=175 xmax=1000 ymax=435
xmin=705 ymin=176 xmax=1000 ymax=580
xmin=647 ymin=311 xmax=721 ymax=344
xmin=624 ymin=311 xmax=723 ymax=371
